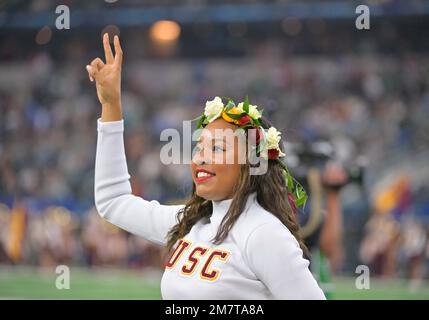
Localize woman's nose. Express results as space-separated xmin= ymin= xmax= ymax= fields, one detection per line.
xmin=192 ymin=147 xmax=210 ymax=165
xmin=192 ymin=153 xmax=207 ymax=166
xmin=194 ymin=159 xmax=206 ymax=165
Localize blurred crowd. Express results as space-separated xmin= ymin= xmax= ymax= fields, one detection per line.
xmin=0 ymin=203 xmax=166 ymax=269
xmin=0 ymin=29 xmax=429 ymax=281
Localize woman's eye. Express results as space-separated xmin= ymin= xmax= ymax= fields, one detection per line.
xmin=212 ymin=145 xmax=224 ymax=152
xmin=193 ymin=145 xmax=202 ymax=155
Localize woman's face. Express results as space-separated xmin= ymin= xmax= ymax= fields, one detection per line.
xmin=190 ymin=118 xmax=244 ymax=201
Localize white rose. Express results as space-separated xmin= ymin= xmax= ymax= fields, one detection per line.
xmin=204 ymin=96 xmax=224 ymax=122
xmin=266 ymin=127 xmax=285 ymax=157
xmin=236 ymin=102 xmax=261 ymax=119
xmin=266 ymin=127 xmax=281 ymax=149
xmin=248 ymin=104 xmax=261 ymax=119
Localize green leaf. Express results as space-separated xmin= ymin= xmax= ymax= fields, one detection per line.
xmin=191 ymin=114 xmax=203 ymax=122
xmin=196 ymin=115 xmax=206 ymax=128
xmin=252 ymin=118 xmax=261 ymax=127
xmin=225 ymin=101 xmax=235 ymax=110
xmin=300 ymin=192 xmax=308 ymax=206
xmin=295 ymin=194 xmax=306 ymax=208
xmin=302 ymin=194 xmax=308 ymax=209
xmin=287 ymin=173 xmax=293 ymax=192
xmin=222 ymin=96 xmax=235 ymax=110
xmin=243 ymin=96 xmax=250 ymax=113
xmin=294 ymin=185 xmax=308 ymax=208
xmin=276 ymin=159 xmax=308 ymax=209
xmin=224 ymin=112 xmax=247 ymax=120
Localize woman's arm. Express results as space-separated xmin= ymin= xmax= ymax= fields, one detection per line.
xmin=244 ymin=222 xmax=326 ymax=300
xmin=89 ymin=34 xmax=184 ymax=246
xmin=94 ymin=118 xmax=184 ymax=246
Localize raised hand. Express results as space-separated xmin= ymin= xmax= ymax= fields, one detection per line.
xmin=86 ymin=33 xmax=123 ymax=109
xmin=322 ymin=161 xmax=348 ymax=190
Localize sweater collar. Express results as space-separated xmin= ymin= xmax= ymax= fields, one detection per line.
xmin=210 ymin=191 xmax=257 ymax=224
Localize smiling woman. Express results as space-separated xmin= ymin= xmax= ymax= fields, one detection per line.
xmin=191 ymin=118 xmax=243 ymax=201
xmin=91 ymin=33 xmax=325 ymax=300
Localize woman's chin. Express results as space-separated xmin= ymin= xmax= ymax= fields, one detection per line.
xmin=196 ymin=189 xmax=231 ymax=202
xmin=195 ymin=187 xmax=210 ymax=199
xmin=195 ymin=186 xmax=217 ymax=201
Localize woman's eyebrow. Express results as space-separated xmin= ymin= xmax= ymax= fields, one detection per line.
xmin=197 ymin=136 xmax=233 ymax=145
xmin=212 ymin=138 xmax=232 ymax=146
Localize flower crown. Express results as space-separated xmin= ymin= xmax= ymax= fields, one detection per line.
xmin=192 ymin=96 xmax=308 ymax=213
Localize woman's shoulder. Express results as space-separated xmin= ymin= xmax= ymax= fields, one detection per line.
xmin=231 ymin=197 xmax=292 ymax=248
xmin=243 ymin=200 xmax=282 ymax=226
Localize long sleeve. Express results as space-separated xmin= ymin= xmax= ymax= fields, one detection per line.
xmin=94 ymin=118 xmax=185 ymax=246
xmin=244 ymin=222 xmax=326 ymax=300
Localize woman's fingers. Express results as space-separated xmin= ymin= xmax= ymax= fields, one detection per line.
xmin=86 ymin=65 xmax=96 ymax=82
xmin=86 ymin=34 xmax=122 ymax=83
xmin=114 ymin=35 xmax=123 ymax=67
xmin=90 ymin=57 xmax=104 ymax=71
xmin=103 ymin=33 xmax=114 ymax=64
xmin=86 ymin=58 xmax=105 ymax=82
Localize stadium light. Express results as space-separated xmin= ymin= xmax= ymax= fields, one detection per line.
xmin=150 ymin=20 xmax=181 ymax=43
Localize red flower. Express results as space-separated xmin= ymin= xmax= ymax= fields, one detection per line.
xmin=248 ymin=126 xmax=261 ymax=145
xmin=237 ymin=115 xmax=251 ymax=126
xmin=288 ymin=192 xmax=297 ymax=215
xmin=268 ymin=149 xmax=279 ymax=160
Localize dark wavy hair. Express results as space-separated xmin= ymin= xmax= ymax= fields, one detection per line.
xmin=165 ymin=116 xmax=309 ymax=259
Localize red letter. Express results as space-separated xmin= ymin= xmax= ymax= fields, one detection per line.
xmin=200 ymin=249 xmax=230 ymax=281
xmin=165 ymin=239 xmax=191 ymax=270
xmin=181 ymin=246 xmax=208 ymax=276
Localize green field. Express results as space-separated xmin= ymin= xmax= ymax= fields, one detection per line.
xmin=0 ymin=267 xmax=428 ymax=300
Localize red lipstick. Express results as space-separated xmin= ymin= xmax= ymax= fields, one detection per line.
xmin=195 ymin=168 xmax=216 ymax=183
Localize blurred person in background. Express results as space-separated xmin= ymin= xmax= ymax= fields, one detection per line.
xmin=294 ymin=159 xmax=348 ymax=298
xmin=0 ymin=204 xmax=11 ymax=264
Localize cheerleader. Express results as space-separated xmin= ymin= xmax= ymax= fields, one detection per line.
xmin=88 ymin=33 xmax=325 ymax=300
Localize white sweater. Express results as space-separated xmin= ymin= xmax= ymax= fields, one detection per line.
xmin=94 ymin=118 xmax=326 ymax=300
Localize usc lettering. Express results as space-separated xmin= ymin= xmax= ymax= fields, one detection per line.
xmin=200 ymin=249 xmax=230 ymax=281
xmin=181 ymin=246 xmax=209 ymax=276
xmin=165 ymin=238 xmax=231 ymax=282
xmin=165 ymin=239 xmax=192 ymax=269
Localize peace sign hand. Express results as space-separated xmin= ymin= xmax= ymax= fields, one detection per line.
xmin=86 ymin=33 xmax=123 ymax=107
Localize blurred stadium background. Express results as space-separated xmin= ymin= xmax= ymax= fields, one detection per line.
xmin=1 ymin=0 xmax=429 ymax=299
